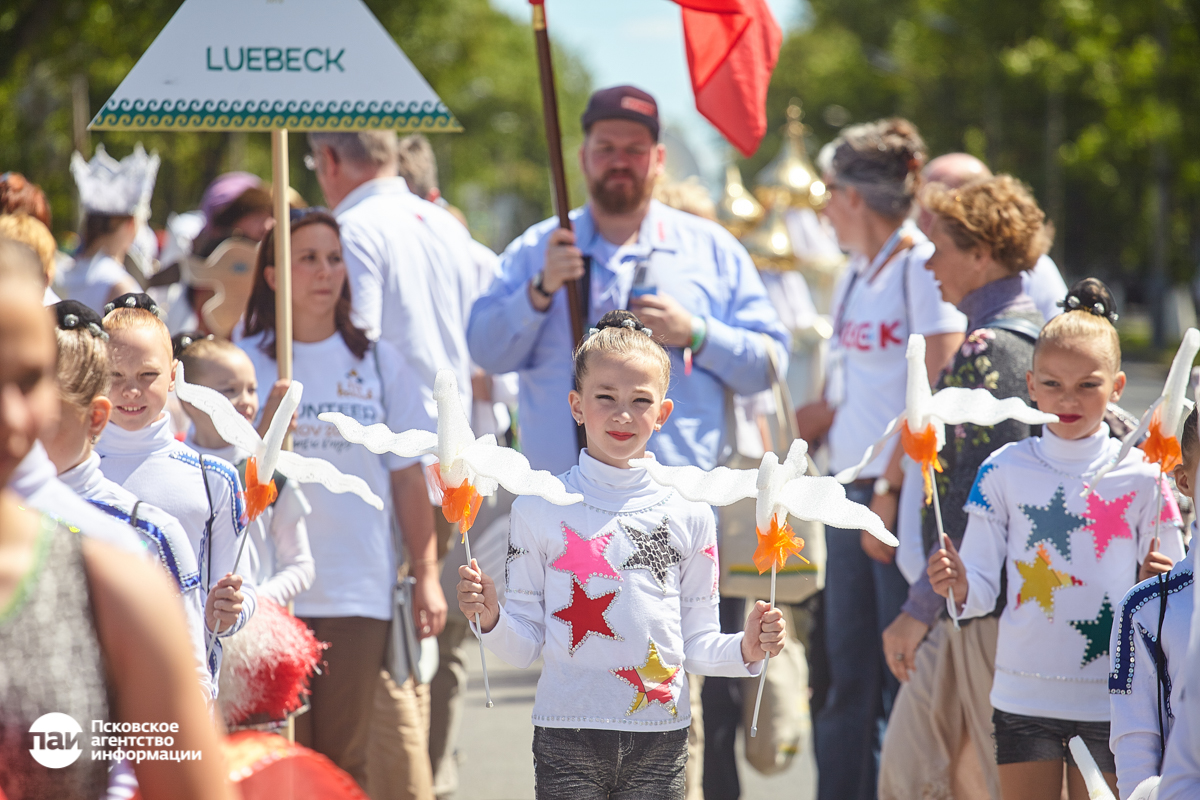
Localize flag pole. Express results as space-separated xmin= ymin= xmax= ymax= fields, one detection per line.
xmin=271 ymin=128 xmax=296 ymax=744
xmin=529 ymin=0 xmax=587 ymax=453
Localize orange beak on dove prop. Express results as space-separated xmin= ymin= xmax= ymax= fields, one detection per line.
xmin=319 ymin=369 xmax=584 ymax=710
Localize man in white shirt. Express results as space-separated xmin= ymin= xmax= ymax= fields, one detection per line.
xmin=307 ymin=131 xmax=478 ymax=418
xmin=307 ymin=130 xmax=473 ymax=800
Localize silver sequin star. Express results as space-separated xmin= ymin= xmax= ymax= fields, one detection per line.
xmin=618 ymin=517 xmax=681 ymax=591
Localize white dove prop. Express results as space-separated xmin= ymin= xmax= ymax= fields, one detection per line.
xmin=320 ymin=370 xmax=581 ymax=531
xmin=836 ymin=334 xmax=1060 ymax=494
xmin=633 ymin=438 xmax=896 ymax=548
xmin=1087 ymin=327 xmax=1198 ymax=493
xmin=320 ymin=369 xmax=583 ymax=708
xmin=632 ymin=437 xmax=894 ymax=737
xmin=835 ymin=334 xmax=1058 ymax=629
xmin=174 ymin=363 xmax=384 ymax=515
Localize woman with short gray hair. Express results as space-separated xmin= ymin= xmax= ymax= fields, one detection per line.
xmin=796 ymin=117 xmax=966 ymax=800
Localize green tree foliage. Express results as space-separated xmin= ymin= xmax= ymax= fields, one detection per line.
xmin=749 ymin=0 xmax=1200 ymax=301
xmin=0 ymin=0 xmax=591 ymax=249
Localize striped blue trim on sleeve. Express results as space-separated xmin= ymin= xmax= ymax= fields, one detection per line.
xmin=1110 ymin=571 xmax=1193 ymax=694
xmin=87 ymin=499 xmax=202 ymax=593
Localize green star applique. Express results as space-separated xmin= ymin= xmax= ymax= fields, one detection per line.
xmin=1021 ymin=485 xmax=1087 ymax=561
xmin=1069 ymin=594 xmax=1114 ymax=667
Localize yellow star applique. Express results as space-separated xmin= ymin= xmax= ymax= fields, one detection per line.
xmin=1015 ymin=542 xmax=1083 ymax=620
xmin=611 ymin=639 xmax=681 ymax=716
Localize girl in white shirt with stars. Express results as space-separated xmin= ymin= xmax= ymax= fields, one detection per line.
xmin=458 ymin=309 xmax=785 ymax=800
xmin=929 ymin=279 xmax=1182 ymax=800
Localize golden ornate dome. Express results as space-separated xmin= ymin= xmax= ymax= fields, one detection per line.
xmin=753 ymin=102 xmax=828 ymax=211
xmin=716 ymin=163 xmax=764 ymax=238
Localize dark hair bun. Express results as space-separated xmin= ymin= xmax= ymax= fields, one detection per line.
xmin=53 ymin=300 xmax=108 ymax=340
xmin=595 ymin=309 xmax=647 ymax=333
xmin=104 ymin=292 xmax=160 ymax=318
xmin=172 ymin=330 xmax=214 ymax=360
xmin=1059 ymin=278 xmax=1118 ymax=323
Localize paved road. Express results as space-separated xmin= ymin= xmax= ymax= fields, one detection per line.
xmin=450 ymin=360 xmax=1166 ymax=800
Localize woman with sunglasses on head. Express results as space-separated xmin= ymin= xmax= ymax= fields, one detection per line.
xmin=239 ymin=207 xmax=441 ymax=792
xmin=794 ymin=117 xmax=967 ymax=800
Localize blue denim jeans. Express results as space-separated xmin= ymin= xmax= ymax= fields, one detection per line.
xmin=532 ymin=726 xmax=688 ymax=800
xmin=815 ymin=482 xmax=910 ymax=800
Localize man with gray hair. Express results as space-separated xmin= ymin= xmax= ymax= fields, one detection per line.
xmin=308 ymin=129 xmax=478 ymax=800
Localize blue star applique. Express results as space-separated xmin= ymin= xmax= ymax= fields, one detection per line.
xmin=967 ymin=463 xmax=997 ymax=513
xmin=1021 ymin=485 xmax=1087 ymax=561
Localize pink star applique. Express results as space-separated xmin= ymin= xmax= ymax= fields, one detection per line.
xmin=1082 ymin=490 xmax=1135 ymax=559
xmin=550 ymin=523 xmax=621 ymax=587
xmin=702 ymin=544 xmax=719 ymax=596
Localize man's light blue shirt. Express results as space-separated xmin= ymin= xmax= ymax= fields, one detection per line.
xmin=467 ymin=200 xmax=790 ymax=475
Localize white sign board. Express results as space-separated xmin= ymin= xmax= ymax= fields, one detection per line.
xmin=90 ymin=0 xmax=459 ymax=132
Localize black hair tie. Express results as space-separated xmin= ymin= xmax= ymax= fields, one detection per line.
xmin=1057 ymin=293 xmax=1119 ymax=323
xmin=53 ymin=300 xmax=108 ymax=341
xmin=104 ymin=292 xmax=162 ymax=319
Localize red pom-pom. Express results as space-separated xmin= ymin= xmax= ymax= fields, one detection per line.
xmin=218 ymin=598 xmax=327 ymax=727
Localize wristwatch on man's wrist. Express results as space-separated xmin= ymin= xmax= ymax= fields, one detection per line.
xmin=532 ymin=271 xmax=553 ymax=299
xmin=873 ymin=477 xmax=900 ymax=497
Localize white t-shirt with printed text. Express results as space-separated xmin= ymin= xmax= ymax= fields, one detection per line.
xmin=239 ymin=332 xmax=434 ymax=620
xmin=825 ymin=226 xmax=966 ymax=476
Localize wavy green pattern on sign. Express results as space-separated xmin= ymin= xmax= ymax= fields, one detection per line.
xmin=89 ymin=98 xmax=462 ymax=132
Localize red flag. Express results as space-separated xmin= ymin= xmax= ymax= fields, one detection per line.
xmin=676 ymin=0 xmax=782 ymax=157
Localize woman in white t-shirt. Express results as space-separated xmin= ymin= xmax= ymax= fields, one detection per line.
xmin=238 ymin=208 xmax=441 ymax=789
xmin=794 ymin=118 xmax=966 ymax=800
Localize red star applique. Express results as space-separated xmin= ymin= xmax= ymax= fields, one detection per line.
xmin=551 ymin=577 xmax=621 ymax=654
xmin=611 ymin=639 xmax=681 ymax=716
xmin=1082 ymin=490 xmax=1134 ymax=559
xmin=550 ymin=524 xmax=621 ymax=587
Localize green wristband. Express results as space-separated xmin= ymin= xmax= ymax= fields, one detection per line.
xmin=690 ymin=315 xmax=708 ymax=353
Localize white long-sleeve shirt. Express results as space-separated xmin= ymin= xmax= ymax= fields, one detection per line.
xmin=9 ymin=443 xmax=145 ymax=554
xmin=96 ymin=415 xmax=256 ymax=669
xmin=957 ymin=424 xmax=1184 ymax=722
xmin=1159 ymin=545 xmax=1200 ymax=799
xmin=58 ymin=451 xmax=213 ymax=699
xmin=1109 ymin=546 xmax=1194 ymax=799
xmin=483 ymin=451 xmax=760 ymax=732
xmin=186 ymin=438 xmax=315 ymax=607
xmin=335 ymin=176 xmax=480 ymax=418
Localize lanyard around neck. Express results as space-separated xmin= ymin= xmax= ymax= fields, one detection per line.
xmin=833 ymin=224 xmax=914 ymax=340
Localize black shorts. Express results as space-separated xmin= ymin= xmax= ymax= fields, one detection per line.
xmin=992 ymin=709 xmax=1115 ymax=772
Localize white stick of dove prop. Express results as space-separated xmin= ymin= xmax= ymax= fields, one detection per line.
xmin=320 ymin=369 xmax=583 ymax=708
xmin=632 ymin=438 xmax=894 ymax=737
xmin=1086 ymin=327 xmax=1198 ymax=494
xmin=835 ymin=335 xmax=1058 ymax=629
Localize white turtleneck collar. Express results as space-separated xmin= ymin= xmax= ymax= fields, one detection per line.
xmin=8 ymin=442 xmax=57 ymax=497
xmin=59 ymin=452 xmax=106 ymax=499
xmin=569 ymin=449 xmax=672 ymax=512
xmin=184 ymin=431 xmax=244 ymax=464
xmin=96 ymin=414 xmax=177 ymax=459
xmin=1033 ymin=422 xmax=1113 ymax=471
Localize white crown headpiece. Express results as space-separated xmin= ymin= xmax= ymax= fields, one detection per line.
xmin=70 ymin=143 xmax=160 ymax=220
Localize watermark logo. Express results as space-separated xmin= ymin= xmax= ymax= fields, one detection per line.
xmin=28 ymin=713 xmax=83 ymax=768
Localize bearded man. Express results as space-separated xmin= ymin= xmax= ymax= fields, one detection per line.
xmin=468 ymin=85 xmax=789 ymax=477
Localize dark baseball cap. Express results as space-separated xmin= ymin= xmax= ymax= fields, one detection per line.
xmin=581 ymin=85 xmax=660 ymax=140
